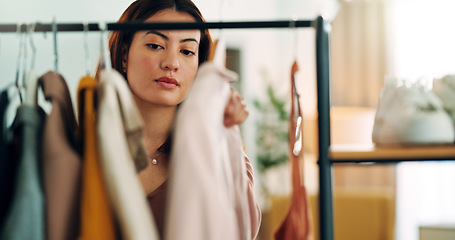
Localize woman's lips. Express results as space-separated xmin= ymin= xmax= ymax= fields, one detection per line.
xmin=155 ymin=77 xmax=179 ymax=89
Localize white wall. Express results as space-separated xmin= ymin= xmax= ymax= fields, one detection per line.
xmin=384 ymin=1 xmax=455 ymax=240
xmin=0 ymin=0 xmax=133 ymax=100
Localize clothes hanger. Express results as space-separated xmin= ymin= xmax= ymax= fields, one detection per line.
xmin=24 ymin=22 xmax=39 ymax=106
xmin=1 ymin=24 xmax=22 ymax=104
xmin=20 ymin=23 xmax=29 ymax=91
xmin=14 ymin=22 xmax=25 ymax=103
xmin=98 ymin=20 xmax=112 ymax=71
xmin=52 ymin=17 xmax=59 ymax=72
xmin=83 ymin=21 xmax=91 ymax=75
xmin=208 ymin=0 xmax=228 ymax=66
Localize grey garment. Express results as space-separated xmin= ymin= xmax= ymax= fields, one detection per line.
xmin=0 ymin=105 xmax=45 ymax=240
xmin=40 ymin=71 xmax=81 ymax=240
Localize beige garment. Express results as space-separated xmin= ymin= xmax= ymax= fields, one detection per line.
xmin=166 ymin=62 xmax=261 ymax=240
xmin=40 ymin=71 xmax=81 ymax=240
xmin=97 ymin=69 xmax=158 ymax=240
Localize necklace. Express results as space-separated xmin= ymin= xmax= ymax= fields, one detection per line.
xmin=149 ymin=151 xmax=161 ymax=165
xmin=151 ymin=158 xmax=158 ymax=165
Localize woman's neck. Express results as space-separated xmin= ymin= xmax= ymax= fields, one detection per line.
xmin=134 ymin=97 xmax=177 ymax=154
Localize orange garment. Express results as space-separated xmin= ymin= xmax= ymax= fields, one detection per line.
xmin=274 ymin=61 xmax=313 ymax=240
xmin=77 ymin=75 xmax=117 ymax=240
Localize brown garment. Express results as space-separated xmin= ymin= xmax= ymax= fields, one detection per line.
xmin=274 ymin=61 xmax=313 ymax=240
xmin=40 ymin=71 xmax=82 ymax=240
xmin=147 ymin=180 xmax=168 ymax=239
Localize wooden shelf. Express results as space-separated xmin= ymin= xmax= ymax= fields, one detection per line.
xmin=329 ymin=144 xmax=455 ymax=163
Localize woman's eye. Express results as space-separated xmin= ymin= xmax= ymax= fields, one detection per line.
xmin=181 ymin=49 xmax=195 ymax=56
xmin=146 ymin=44 xmax=163 ymax=50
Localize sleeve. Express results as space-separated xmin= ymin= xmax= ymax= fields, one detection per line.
xmin=244 ymin=154 xmax=262 ymax=239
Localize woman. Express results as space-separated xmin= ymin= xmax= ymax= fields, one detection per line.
xmin=103 ymin=0 xmax=261 ymax=238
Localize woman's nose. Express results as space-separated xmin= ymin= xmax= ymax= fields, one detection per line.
xmin=161 ymin=51 xmax=180 ymax=71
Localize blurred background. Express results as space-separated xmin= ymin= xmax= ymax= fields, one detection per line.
xmin=1 ymin=0 xmax=455 ymax=239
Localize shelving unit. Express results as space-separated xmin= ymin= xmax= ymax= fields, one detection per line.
xmin=315 ymin=16 xmax=455 ymax=240
xmin=6 ymin=14 xmax=438 ymax=240
xmin=330 ymin=144 xmax=455 ymax=163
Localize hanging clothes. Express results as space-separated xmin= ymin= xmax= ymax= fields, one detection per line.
xmin=77 ymin=75 xmax=117 ymax=240
xmin=274 ymin=61 xmax=313 ymax=240
xmin=40 ymin=71 xmax=81 ymax=240
xmin=0 ymin=103 xmax=46 ymax=240
xmin=165 ymin=61 xmax=261 ymax=240
xmin=96 ymin=68 xmax=158 ymax=240
xmin=0 ymin=87 xmax=20 ymax=227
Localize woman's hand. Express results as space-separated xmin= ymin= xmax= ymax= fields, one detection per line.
xmin=224 ymin=88 xmax=249 ymax=127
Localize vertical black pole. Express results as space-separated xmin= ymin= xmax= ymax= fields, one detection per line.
xmin=315 ymin=15 xmax=334 ymax=240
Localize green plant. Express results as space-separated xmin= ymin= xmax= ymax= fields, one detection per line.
xmin=253 ymin=85 xmax=289 ymax=173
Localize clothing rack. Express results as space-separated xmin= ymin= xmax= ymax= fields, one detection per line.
xmin=0 ymin=20 xmax=312 ymax=32
xmin=0 ymin=17 xmax=334 ymax=240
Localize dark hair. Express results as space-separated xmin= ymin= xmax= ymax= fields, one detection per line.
xmin=97 ymin=0 xmax=211 ymax=155
xmin=103 ymin=0 xmax=211 ymax=80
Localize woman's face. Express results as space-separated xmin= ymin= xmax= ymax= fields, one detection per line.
xmin=125 ymin=9 xmax=201 ymax=108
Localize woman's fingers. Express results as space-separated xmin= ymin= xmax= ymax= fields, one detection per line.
xmin=224 ymin=88 xmax=249 ymax=127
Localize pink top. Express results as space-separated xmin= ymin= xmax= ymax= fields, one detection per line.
xmin=165 ymin=62 xmax=261 ymax=240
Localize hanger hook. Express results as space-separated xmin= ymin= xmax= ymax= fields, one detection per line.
xmin=14 ymin=22 xmax=24 ymax=103
xmin=289 ymin=16 xmax=302 ymax=121
xmin=290 ymin=15 xmax=298 ymax=61
xmin=52 ymin=16 xmax=59 ymax=72
xmin=98 ymin=20 xmax=112 ymax=70
xmin=83 ymin=21 xmax=91 ymax=75
xmin=28 ymin=22 xmax=37 ymax=71
xmin=21 ymin=22 xmax=29 ymax=89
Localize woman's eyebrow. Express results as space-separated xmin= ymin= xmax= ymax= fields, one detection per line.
xmin=181 ymin=38 xmax=199 ymax=44
xmin=144 ymin=30 xmax=168 ymax=40
xmin=144 ymin=30 xmax=199 ymax=44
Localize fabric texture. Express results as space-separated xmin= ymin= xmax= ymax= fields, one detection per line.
xmin=0 ymin=104 xmax=45 ymax=240
xmin=97 ymin=69 xmax=158 ymax=240
xmin=77 ymin=75 xmax=117 ymax=240
xmin=0 ymin=89 xmax=10 ymax=224
xmin=166 ymin=62 xmax=261 ymax=240
xmin=40 ymin=71 xmax=82 ymax=240
xmin=0 ymin=87 xmax=19 ymax=226
xmin=274 ymin=61 xmax=312 ymax=240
